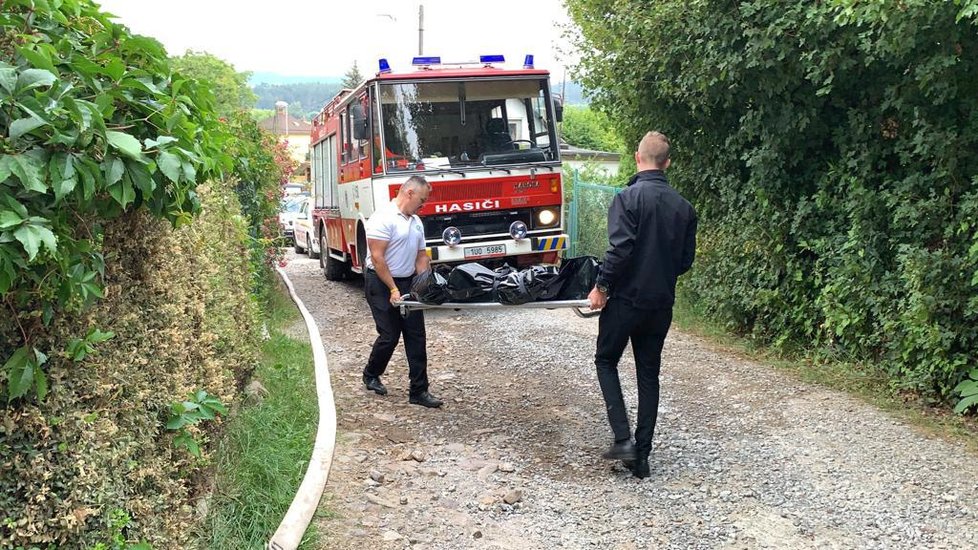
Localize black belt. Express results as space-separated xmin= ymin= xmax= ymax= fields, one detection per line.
xmin=365 ymin=268 xmax=412 ymax=280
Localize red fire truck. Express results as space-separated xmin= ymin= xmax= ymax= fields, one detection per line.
xmin=307 ymin=55 xmax=567 ymax=280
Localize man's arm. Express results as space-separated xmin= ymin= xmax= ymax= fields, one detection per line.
xmin=679 ymin=212 xmax=697 ymax=275
xmin=596 ymin=192 xmax=637 ymax=290
xmin=415 ymin=249 xmax=431 ymax=275
xmin=367 ymin=238 xmax=401 ymax=303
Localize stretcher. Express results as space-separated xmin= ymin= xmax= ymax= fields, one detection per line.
xmin=393 ymin=297 xmax=601 ymax=318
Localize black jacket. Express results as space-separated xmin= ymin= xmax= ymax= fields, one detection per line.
xmin=596 ymin=169 xmax=697 ymax=310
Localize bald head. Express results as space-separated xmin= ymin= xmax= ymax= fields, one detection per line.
xmin=399 ymin=175 xmax=431 ymax=195
xmin=396 ymin=175 xmax=431 ymax=216
xmin=635 ymin=131 xmax=671 ymax=170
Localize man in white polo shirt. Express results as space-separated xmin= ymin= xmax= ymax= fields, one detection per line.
xmin=362 ymin=176 xmax=443 ymax=408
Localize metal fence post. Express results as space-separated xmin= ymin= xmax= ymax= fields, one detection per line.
xmin=569 ymin=169 xmax=580 ymax=257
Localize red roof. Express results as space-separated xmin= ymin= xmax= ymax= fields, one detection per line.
xmin=257 ymin=112 xmax=312 ymax=135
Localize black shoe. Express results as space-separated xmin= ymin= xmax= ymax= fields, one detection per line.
xmin=601 ymin=440 xmax=636 ymax=461
xmin=409 ymin=391 xmax=443 ymax=408
xmin=363 ymin=375 xmax=387 ymax=395
xmin=630 ymin=457 xmax=651 ymax=479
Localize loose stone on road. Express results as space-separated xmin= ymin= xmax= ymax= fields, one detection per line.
xmin=281 ymin=253 xmax=978 ymax=549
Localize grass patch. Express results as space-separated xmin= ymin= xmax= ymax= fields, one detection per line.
xmin=672 ymin=298 xmax=978 ymax=452
xmin=199 ymin=281 xmax=321 ymax=549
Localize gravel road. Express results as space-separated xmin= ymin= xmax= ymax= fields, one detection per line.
xmin=280 ymin=253 xmax=978 ymax=550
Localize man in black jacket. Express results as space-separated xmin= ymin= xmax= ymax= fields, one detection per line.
xmin=587 ymin=131 xmax=697 ymax=479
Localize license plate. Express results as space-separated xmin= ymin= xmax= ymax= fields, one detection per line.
xmin=463 ymin=244 xmax=506 ymax=259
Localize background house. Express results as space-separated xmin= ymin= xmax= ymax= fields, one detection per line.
xmin=258 ymin=101 xmax=312 ymax=182
xmin=559 ymin=142 xmax=621 ymax=177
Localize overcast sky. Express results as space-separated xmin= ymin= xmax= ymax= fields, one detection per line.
xmin=95 ymin=0 xmax=579 ymax=80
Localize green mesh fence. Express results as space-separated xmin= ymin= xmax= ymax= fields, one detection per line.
xmin=567 ymin=170 xmax=622 ymax=259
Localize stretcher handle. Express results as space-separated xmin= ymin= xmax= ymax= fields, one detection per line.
xmin=574 ymin=306 xmax=602 ymax=318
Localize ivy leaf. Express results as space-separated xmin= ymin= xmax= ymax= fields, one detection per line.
xmin=88 ymin=329 xmax=115 ymax=344
xmin=157 ymin=151 xmax=182 ymax=183
xmin=125 ymin=160 xmax=155 ymax=195
xmin=33 ymin=367 xmax=48 ymax=401
xmin=103 ymin=58 xmax=125 ymax=81
xmin=9 ymin=116 xmax=47 ymax=140
xmin=181 ymin=161 xmax=197 ymax=183
xmin=0 ymin=66 xmax=16 ymax=94
xmin=16 ymin=68 xmax=57 ymax=92
xmin=69 ymin=56 xmax=102 ymax=78
xmin=104 ymin=156 xmax=125 ymax=186
xmin=15 ymin=45 xmax=57 ymax=74
xmin=107 ymin=178 xmax=135 ymax=208
xmin=4 ymin=346 xmax=34 ymax=401
xmin=0 ymin=210 xmax=23 ymax=229
xmin=0 ymin=248 xmax=16 ymax=293
xmin=50 ymin=153 xmax=78 ymax=202
xmin=6 ymin=154 xmax=46 ymax=193
xmin=953 ymin=393 xmax=978 ymax=414
xmin=145 ymin=136 xmax=178 ymax=149
xmin=105 ymin=130 xmax=145 ymax=161
xmin=2 ymin=195 xmax=28 ymax=218
xmin=14 ymin=223 xmax=57 ymax=260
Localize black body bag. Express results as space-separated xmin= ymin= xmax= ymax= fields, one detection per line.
xmin=446 ymin=263 xmax=513 ymax=302
xmin=497 ymin=265 xmax=561 ymax=305
xmin=538 ymin=256 xmax=601 ymax=300
xmin=410 ymin=268 xmax=451 ymax=305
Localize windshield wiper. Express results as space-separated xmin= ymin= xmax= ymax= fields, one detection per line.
xmin=483 ymin=165 xmax=512 ymax=174
xmin=496 ymin=163 xmax=556 ymax=172
xmin=431 ymin=165 xmax=467 ymax=177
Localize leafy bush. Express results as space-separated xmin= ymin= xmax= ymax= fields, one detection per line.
xmin=0 ymin=182 xmax=261 ymax=548
xmin=567 ymin=0 xmax=978 ymax=405
xmin=1 ymin=0 xmax=281 ymax=545
xmin=0 ymin=0 xmax=231 ymax=400
xmin=560 ymin=105 xmax=624 ymax=153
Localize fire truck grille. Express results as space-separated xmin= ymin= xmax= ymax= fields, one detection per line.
xmin=424 ymin=209 xmax=533 ymax=241
xmin=429 ymin=182 xmax=504 ymax=202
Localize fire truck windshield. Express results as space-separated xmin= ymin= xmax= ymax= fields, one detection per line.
xmin=379 ymin=78 xmax=559 ymax=172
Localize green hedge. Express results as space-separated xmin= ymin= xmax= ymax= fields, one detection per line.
xmin=0 ymin=182 xmax=260 ymax=547
xmin=1 ymin=0 xmax=286 ymax=545
xmin=567 ymin=0 xmax=978 ymax=403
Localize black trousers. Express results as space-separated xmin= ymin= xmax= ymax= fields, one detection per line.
xmin=594 ymin=298 xmax=673 ymax=457
xmin=363 ymin=270 xmax=429 ymax=396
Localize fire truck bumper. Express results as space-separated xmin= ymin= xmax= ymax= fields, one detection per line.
xmin=426 ymin=234 xmax=568 ymax=264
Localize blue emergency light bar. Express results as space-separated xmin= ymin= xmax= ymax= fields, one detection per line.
xmin=523 ymin=54 xmax=534 ymax=69
xmin=378 ymin=58 xmax=391 ymax=74
xmin=412 ymin=56 xmax=442 ymax=66
xmin=479 ymin=54 xmax=506 ymax=64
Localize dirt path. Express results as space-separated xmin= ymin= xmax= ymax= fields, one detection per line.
xmin=282 ymin=254 xmax=978 ymax=549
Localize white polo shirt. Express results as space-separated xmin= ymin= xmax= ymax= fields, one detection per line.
xmin=364 ymin=200 xmax=426 ymax=278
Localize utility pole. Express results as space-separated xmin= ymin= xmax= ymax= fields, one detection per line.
xmin=418 ymin=4 xmax=424 ymax=55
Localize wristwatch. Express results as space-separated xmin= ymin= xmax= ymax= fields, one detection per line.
xmin=596 ymin=283 xmax=609 ymax=294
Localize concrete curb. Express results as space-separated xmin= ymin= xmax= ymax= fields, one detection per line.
xmin=267 ymin=267 xmax=337 ymax=550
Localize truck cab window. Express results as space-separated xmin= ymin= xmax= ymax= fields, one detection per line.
xmin=378 ymin=78 xmax=559 ymax=172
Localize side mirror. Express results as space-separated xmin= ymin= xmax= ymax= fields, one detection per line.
xmin=351 ymin=104 xmax=368 ymax=140
xmin=554 ymin=102 xmax=564 ymax=123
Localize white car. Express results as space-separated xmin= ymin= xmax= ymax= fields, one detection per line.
xmin=292 ymin=197 xmax=320 ymax=259
xmin=278 ymin=195 xmax=308 ymax=242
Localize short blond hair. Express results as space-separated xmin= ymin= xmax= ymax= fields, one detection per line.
xmin=637 ymin=131 xmax=670 ymax=167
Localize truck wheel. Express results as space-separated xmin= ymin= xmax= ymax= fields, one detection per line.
xmin=307 ymin=232 xmax=321 ymax=259
xmin=321 ymin=232 xmax=349 ymax=281
xmin=294 ymin=234 xmax=305 ymax=254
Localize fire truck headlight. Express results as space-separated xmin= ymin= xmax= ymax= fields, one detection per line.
xmin=534 ymin=208 xmax=559 ymax=228
xmin=442 ymin=226 xmax=462 ymax=247
xmin=509 ymin=221 xmax=528 ymax=241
